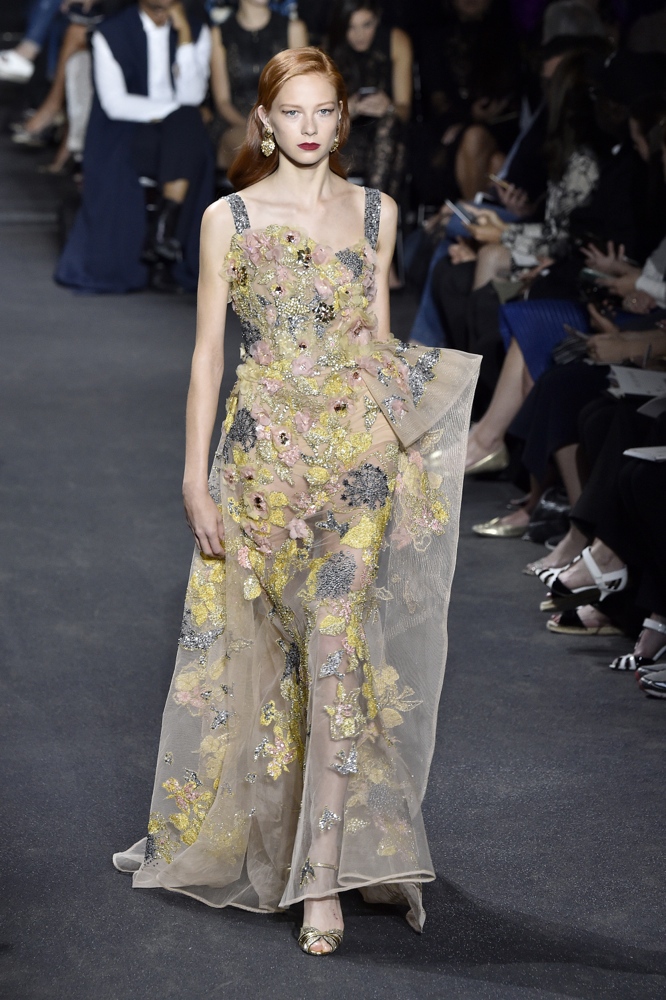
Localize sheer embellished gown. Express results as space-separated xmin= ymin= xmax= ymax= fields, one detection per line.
xmin=115 ymin=188 xmax=480 ymax=930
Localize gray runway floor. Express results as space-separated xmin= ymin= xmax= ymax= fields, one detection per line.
xmin=1 ymin=138 xmax=665 ymax=1000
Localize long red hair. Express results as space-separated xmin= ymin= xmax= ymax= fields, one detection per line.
xmin=227 ymin=47 xmax=351 ymax=191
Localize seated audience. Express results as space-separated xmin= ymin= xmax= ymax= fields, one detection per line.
xmin=55 ymin=0 xmax=214 ymax=294
xmin=209 ymin=0 xmax=307 ymax=170
xmin=326 ymin=0 xmax=412 ymax=198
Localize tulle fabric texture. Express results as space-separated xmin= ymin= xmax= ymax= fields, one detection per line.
xmin=115 ymin=192 xmax=480 ymax=932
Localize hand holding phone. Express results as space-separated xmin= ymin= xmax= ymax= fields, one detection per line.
xmin=444 ymin=200 xmax=476 ymax=225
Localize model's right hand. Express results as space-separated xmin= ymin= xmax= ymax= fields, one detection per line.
xmin=183 ymin=487 xmax=225 ymax=557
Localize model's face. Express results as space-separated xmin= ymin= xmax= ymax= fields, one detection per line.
xmin=260 ymin=74 xmax=340 ymax=166
xmin=629 ymin=118 xmax=650 ymax=163
xmin=139 ymin=0 xmax=176 ymax=26
xmin=346 ymin=10 xmax=379 ymax=52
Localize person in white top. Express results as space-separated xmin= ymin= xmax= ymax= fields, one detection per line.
xmin=56 ymin=0 xmax=214 ymax=294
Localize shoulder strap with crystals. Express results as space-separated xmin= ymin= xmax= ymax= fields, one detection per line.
xmin=224 ymin=192 xmax=251 ymax=235
xmin=363 ymin=187 xmax=381 ymax=250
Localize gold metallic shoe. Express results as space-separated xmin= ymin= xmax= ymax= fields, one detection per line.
xmin=465 ymin=443 xmax=509 ymax=476
xmin=298 ymin=926 xmax=344 ymax=956
xmin=472 ymin=516 xmax=525 ymax=538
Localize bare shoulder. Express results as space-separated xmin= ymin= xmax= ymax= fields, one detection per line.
xmin=201 ymin=197 xmax=237 ymax=252
xmin=391 ymin=27 xmax=412 ymax=57
xmin=378 ymin=191 xmax=398 ymax=224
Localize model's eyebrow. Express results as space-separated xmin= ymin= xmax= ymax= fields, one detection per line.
xmin=277 ymin=102 xmax=336 ymax=109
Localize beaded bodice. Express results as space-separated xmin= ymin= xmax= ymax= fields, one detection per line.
xmin=222 ymin=188 xmax=382 ymax=369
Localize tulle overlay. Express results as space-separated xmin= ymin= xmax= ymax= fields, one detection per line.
xmin=116 ymin=191 xmax=479 ymax=931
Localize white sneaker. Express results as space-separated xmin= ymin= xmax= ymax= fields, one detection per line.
xmin=0 ymin=50 xmax=35 ymax=83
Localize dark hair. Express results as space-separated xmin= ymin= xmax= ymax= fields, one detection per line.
xmin=227 ymin=48 xmax=351 ymax=191
xmin=327 ymin=0 xmax=382 ymax=54
xmin=544 ymin=51 xmax=612 ymax=181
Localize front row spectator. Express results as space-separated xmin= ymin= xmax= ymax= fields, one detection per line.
xmin=56 ymin=0 xmax=214 ymax=294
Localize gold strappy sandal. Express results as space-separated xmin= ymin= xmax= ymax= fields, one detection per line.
xmin=298 ymin=926 xmax=344 ymax=956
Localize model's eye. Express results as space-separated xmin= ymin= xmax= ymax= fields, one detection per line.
xmin=283 ymin=110 xmax=298 ymax=117
xmin=318 ymin=108 xmax=334 ymax=116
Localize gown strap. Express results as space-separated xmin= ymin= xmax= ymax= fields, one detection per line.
xmin=222 ymin=192 xmax=251 ymax=235
xmin=363 ymin=187 xmax=381 ymax=250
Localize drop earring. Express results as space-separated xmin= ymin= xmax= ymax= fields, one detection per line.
xmin=260 ymin=126 xmax=276 ymax=157
xmin=330 ymin=128 xmax=340 ymax=154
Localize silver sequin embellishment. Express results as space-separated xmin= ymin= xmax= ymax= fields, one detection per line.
xmin=319 ymin=649 xmax=345 ymax=680
xmin=299 ymin=858 xmax=316 ymax=886
xmin=254 ymin=736 xmax=269 ymax=759
xmin=319 ymin=809 xmax=341 ymax=831
xmin=341 ymin=462 xmax=389 ymax=509
xmin=363 ymin=187 xmax=381 ymax=249
xmin=183 ymin=769 xmax=202 ymax=787
xmin=178 ymin=612 xmax=224 ymax=651
xmin=407 ymin=349 xmax=439 ymax=406
xmin=211 ymin=708 xmax=230 ymax=730
xmin=383 ymin=395 xmax=407 ymax=424
xmin=331 ymin=742 xmax=358 ymax=775
xmin=334 ymin=247 xmax=363 ymax=279
xmin=223 ymin=192 xmax=251 ymax=234
xmin=163 ymin=752 xmax=173 ymax=765
xmin=315 ymin=510 xmax=350 ymax=537
xmin=245 ymin=773 xmax=257 ymax=783
xmin=315 ymin=552 xmax=356 ymax=599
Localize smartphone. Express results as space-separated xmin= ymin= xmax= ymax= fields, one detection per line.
xmin=488 ymin=172 xmax=511 ymax=191
xmin=444 ymin=199 xmax=476 ymax=225
xmin=581 ymin=267 xmax=608 ymax=282
xmin=562 ymin=324 xmax=588 ymax=341
xmin=357 ymin=87 xmax=377 ymax=97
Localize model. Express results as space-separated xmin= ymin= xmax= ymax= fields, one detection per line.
xmin=114 ymin=47 xmax=479 ymax=955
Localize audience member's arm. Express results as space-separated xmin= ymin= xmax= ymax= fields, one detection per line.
xmin=170 ymin=8 xmax=211 ymax=107
xmin=390 ymin=27 xmax=412 ymax=123
xmin=287 ymin=18 xmax=308 ymax=47
xmin=209 ymin=26 xmax=246 ymax=127
xmin=636 ymin=256 xmax=666 ymax=309
xmin=586 ymin=328 xmax=666 ymax=364
xmin=92 ymin=32 xmax=178 ymax=122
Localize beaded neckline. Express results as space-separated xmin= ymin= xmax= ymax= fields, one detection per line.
xmin=230 ymin=224 xmax=370 ymax=261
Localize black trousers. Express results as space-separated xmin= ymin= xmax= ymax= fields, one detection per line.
xmin=131 ymin=105 xmax=209 ymax=186
xmin=431 ymin=257 xmax=504 ymax=412
xmin=572 ymin=402 xmax=666 ymax=621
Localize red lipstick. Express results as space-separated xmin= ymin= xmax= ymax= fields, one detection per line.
xmin=298 ymin=142 xmax=320 ymax=150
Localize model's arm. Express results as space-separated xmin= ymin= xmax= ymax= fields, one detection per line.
xmin=390 ymin=27 xmax=412 ymax=123
xmin=372 ymin=193 xmax=398 ymax=342
xmin=209 ymin=26 xmax=246 ymax=127
xmin=182 ymin=202 xmax=235 ymax=557
xmin=287 ymin=18 xmax=309 ymax=47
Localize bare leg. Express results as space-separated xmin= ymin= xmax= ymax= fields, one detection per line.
xmin=466 ymin=338 xmax=533 ymax=469
xmin=633 ymin=613 xmax=666 ymax=658
xmin=473 ymin=243 xmax=512 ymax=290
xmin=163 ymin=178 xmax=189 ymax=203
xmin=525 ymin=523 xmax=588 ymax=574
xmin=302 ymin=896 xmax=344 ymax=953
xmin=23 ymin=25 xmax=87 ymax=134
xmin=15 ymin=40 xmax=40 ymax=61
xmin=455 ymin=125 xmax=497 ymax=202
xmin=557 ymin=537 xmax=625 ymax=591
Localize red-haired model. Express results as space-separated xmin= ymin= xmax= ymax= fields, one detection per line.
xmin=115 ymin=47 xmax=479 ymax=955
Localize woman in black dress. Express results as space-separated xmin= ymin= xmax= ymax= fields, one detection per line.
xmin=327 ymin=0 xmax=412 ymax=198
xmin=210 ymin=0 xmax=308 ymax=168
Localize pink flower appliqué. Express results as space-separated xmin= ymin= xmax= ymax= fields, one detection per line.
xmin=292 ymin=354 xmax=315 ymax=376
xmin=287 ymin=517 xmax=309 ymax=540
xmin=311 ymin=244 xmax=333 ymax=266
xmin=250 ymin=340 xmax=275 ymax=365
xmin=260 ymin=378 xmax=281 ymax=396
xmin=314 ymin=274 xmax=335 ymax=301
xmin=272 ymin=427 xmax=291 ymax=449
xmin=237 ymin=546 xmax=252 ymax=569
xmin=294 ymin=410 xmax=314 ymax=434
xmin=281 ymin=445 xmax=301 ymax=467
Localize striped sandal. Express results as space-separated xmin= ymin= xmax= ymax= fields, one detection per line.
xmin=539 ymin=546 xmax=627 ymax=611
xmin=610 ymin=617 xmax=666 ymax=673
